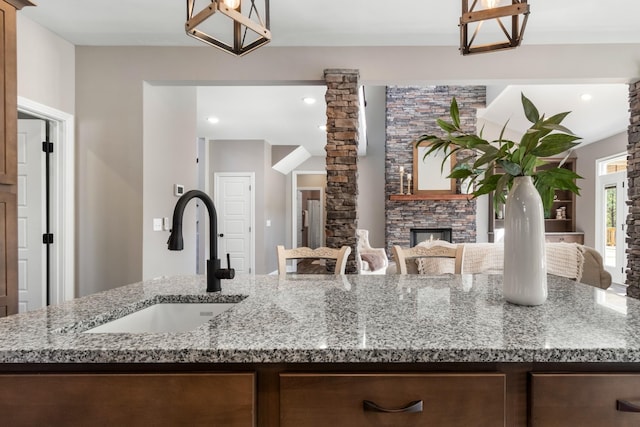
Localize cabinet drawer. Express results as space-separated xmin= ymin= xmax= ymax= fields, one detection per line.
xmin=544 ymin=233 xmax=584 ymax=244
xmin=531 ymin=373 xmax=640 ymax=427
xmin=0 ymin=372 xmax=256 ymax=426
xmin=280 ymin=373 xmax=505 ymax=427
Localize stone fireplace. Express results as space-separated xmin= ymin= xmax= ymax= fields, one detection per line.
xmin=385 ymin=86 xmax=486 ymax=250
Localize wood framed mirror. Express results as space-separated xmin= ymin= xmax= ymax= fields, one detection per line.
xmin=412 ymin=144 xmax=456 ymax=195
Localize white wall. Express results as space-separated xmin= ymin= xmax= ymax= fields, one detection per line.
xmin=75 ymin=51 xmax=146 ymax=294
xmin=209 ymin=140 xmax=286 ymax=274
xmin=574 ymin=132 xmax=628 ymax=248
xmin=142 ymin=84 xmax=198 ymax=280
xmin=297 ymin=157 xmax=326 ymax=170
xmin=69 ymin=44 xmax=639 ymax=293
xmin=17 ymin=15 xmax=75 ymax=114
xmin=263 ymin=144 xmax=287 ymax=272
xmin=474 ymin=118 xmax=526 ymax=242
xmin=16 ymin=15 xmax=77 ymax=295
xmin=358 ymin=85 xmax=386 ymax=248
xmin=297 ymin=174 xmax=325 ymax=188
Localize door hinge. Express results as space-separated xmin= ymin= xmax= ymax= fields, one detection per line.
xmin=42 ymin=233 xmax=54 ymax=244
xmin=42 ymin=141 xmax=54 ymax=153
xmin=249 ymin=184 xmax=252 ymax=191
xmin=249 ymin=226 xmax=251 ymax=232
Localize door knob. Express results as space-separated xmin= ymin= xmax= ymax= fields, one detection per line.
xmin=218 ymin=233 xmax=224 ymax=237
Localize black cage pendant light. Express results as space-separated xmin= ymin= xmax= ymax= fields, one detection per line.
xmin=186 ymin=0 xmax=271 ymax=56
xmin=460 ymin=0 xmax=529 ymax=55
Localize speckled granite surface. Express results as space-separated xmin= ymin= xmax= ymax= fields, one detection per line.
xmin=0 ymin=274 xmax=638 ymax=364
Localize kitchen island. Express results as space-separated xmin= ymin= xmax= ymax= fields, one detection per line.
xmin=1 ymin=274 xmax=639 ymax=426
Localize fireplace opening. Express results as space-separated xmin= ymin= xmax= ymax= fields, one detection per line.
xmin=410 ymin=228 xmax=453 ymax=246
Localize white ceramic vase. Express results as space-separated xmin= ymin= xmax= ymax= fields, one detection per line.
xmin=503 ymin=176 xmax=547 ymax=306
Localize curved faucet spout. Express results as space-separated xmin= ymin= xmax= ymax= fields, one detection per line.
xmin=167 ymin=190 xmax=234 ymax=292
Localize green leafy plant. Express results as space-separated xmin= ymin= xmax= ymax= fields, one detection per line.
xmin=416 ymin=93 xmax=582 ymax=215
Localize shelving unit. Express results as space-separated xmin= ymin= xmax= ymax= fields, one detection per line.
xmin=488 ymin=158 xmax=584 ymax=244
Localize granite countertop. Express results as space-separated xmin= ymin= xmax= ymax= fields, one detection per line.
xmin=0 ymin=273 xmax=638 ymax=364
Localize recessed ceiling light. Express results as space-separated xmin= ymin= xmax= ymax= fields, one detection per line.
xmin=303 ymin=97 xmax=317 ymax=105
xmin=318 ymin=125 xmax=327 ymax=131
xmin=580 ymin=93 xmax=592 ymax=102
xmin=207 ymin=116 xmax=220 ymax=124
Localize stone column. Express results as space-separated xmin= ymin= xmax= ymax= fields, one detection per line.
xmin=627 ymin=81 xmax=640 ymax=298
xmin=324 ymin=69 xmax=359 ymax=273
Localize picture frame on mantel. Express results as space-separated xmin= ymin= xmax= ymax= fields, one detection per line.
xmin=412 ymin=144 xmax=456 ymax=195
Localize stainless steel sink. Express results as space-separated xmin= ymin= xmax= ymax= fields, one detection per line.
xmin=83 ymin=303 xmax=236 ymax=333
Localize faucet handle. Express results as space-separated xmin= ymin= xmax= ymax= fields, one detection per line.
xmin=225 ymin=253 xmax=235 ymax=279
xmin=215 ymin=254 xmax=235 ymax=280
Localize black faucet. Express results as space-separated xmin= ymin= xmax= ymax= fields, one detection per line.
xmin=167 ymin=190 xmax=235 ymax=292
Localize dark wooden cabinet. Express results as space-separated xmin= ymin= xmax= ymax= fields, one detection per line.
xmin=0 ymin=372 xmax=256 ymax=426
xmin=280 ymin=373 xmax=506 ymax=427
xmin=530 ymin=373 xmax=640 ymax=427
xmin=0 ymin=0 xmax=34 ymax=316
xmin=0 ymin=191 xmax=17 ymax=316
xmin=4 ymin=364 xmax=640 ymax=426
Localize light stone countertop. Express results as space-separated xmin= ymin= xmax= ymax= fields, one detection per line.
xmin=0 ymin=273 xmax=638 ymax=364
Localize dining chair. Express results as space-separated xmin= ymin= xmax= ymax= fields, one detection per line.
xmin=276 ymin=245 xmax=352 ymax=276
xmin=392 ymin=241 xmax=464 ymax=274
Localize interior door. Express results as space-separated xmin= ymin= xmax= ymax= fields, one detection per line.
xmin=214 ymin=174 xmax=254 ymax=274
xmin=599 ymin=171 xmax=627 ymax=284
xmin=17 ymin=120 xmax=46 ymax=312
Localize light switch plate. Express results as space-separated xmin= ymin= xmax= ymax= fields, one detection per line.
xmin=174 ymin=184 xmax=185 ymax=197
xmin=152 ymin=218 xmax=162 ymax=231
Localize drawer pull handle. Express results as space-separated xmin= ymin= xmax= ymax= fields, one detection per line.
xmin=363 ymin=399 xmax=423 ymax=413
xmin=617 ymin=400 xmax=640 ymax=412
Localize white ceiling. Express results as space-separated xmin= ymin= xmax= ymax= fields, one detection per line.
xmin=22 ymin=1 xmax=637 ymax=152
xmin=21 ymin=1 xmax=640 ymax=47
xmin=196 ymin=86 xmax=328 ymax=156
xmin=479 ymin=84 xmax=630 ymax=145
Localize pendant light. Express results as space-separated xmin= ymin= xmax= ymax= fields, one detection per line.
xmin=186 ymin=0 xmax=271 ymax=56
xmin=460 ymin=0 xmax=530 ymax=55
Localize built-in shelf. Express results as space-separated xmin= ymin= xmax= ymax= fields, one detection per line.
xmin=488 ymin=158 xmax=579 ymax=243
xmin=389 ymin=194 xmax=472 ymax=201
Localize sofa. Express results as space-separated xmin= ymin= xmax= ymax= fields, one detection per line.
xmin=579 ymin=245 xmax=613 ymax=289
xmin=386 ymin=242 xmax=612 ymax=290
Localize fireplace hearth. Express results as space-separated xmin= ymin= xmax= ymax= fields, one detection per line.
xmin=410 ymin=228 xmax=453 ymax=246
